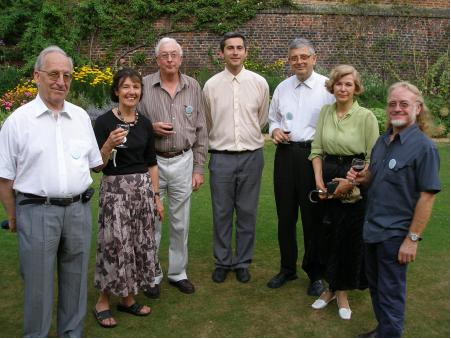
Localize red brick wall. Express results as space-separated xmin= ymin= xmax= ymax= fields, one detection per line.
xmin=293 ymin=0 xmax=449 ymax=9
xmin=85 ymin=7 xmax=450 ymax=81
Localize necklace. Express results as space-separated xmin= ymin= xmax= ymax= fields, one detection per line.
xmin=117 ymin=108 xmax=139 ymax=126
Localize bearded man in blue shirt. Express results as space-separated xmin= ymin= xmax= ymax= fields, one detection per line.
xmin=348 ymin=81 xmax=441 ymax=338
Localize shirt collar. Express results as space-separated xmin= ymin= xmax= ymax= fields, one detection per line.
xmin=384 ymin=124 xmax=419 ymax=145
xmin=335 ymin=100 xmax=360 ymax=118
xmin=224 ymin=66 xmax=246 ymax=83
xmin=151 ymin=71 xmax=189 ymax=89
xmin=294 ymin=71 xmax=316 ymax=89
xmin=35 ymin=93 xmax=72 ymax=119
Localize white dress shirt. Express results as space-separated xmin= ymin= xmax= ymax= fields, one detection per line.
xmin=268 ymin=72 xmax=335 ymax=142
xmin=204 ymin=66 xmax=269 ymax=151
xmin=0 ymin=94 xmax=102 ymax=197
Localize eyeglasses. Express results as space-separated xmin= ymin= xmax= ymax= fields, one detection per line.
xmin=289 ymin=54 xmax=313 ymax=62
xmin=38 ymin=70 xmax=72 ymax=82
xmin=158 ymin=52 xmax=180 ymax=60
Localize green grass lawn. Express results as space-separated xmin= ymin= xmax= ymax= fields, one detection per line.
xmin=0 ymin=142 xmax=449 ymax=338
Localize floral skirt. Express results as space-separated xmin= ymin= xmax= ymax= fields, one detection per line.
xmin=94 ymin=172 xmax=157 ymax=297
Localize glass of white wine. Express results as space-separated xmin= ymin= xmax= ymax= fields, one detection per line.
xmin=116 ymin=123 xmax=130 ymax=148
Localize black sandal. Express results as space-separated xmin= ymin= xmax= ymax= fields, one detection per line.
xmin=117 ymin=302 xmax=151 ymax=316
xmin=93 ymin=308 xmax=117 ymax=328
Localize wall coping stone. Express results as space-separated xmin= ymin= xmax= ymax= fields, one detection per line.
xmin=261 ymin=5 xmax=449 ymax=18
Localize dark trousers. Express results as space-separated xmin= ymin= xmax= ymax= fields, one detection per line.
xmin=274 ymin=143 xmax=324 ymax=281
xmin=365 ymin=237 xmax=407 ymax=338
xmin=209 ymin=149 xmax=264 ymax=269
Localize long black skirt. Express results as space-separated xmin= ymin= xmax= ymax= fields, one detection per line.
xmin=319 ymin=155 xmax=368 ymax=291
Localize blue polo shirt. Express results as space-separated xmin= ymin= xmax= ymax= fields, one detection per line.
xmin=364 ymin=124 xmax=441 ymax=243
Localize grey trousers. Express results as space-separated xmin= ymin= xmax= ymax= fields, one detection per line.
xmin=209 ymin=149 xmax=264 ymax=269
xmin=155 ymin=150 xmax=193 ymax=283
xmin=16 ymin=195 xmax=92 ymax=338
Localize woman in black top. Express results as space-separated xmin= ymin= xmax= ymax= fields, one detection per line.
xmin=92 ymin=68 xmax=163 ymax=328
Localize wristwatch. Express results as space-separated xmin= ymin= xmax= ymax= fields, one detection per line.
xmin=407 ymin=232 xmax=422 ymax=242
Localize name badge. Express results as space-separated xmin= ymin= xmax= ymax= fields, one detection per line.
xmin=185 ymin=105 xmax=193 ymax=115
xmin=71 ymin=150 xmax=81 ymax=159
xmin=388 ymin=158 xmax=396 ymax=169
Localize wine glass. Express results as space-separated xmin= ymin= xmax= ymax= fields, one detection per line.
xmin=351 ymin=158 xmax=365 ymax=184
xmin=280 ymin=112 xmax=293 ymax=144
xmin=116 ymin=123 xmax=130 ymax=148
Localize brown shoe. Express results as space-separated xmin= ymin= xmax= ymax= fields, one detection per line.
xmin=169 ymin=279 xmax=195 ymax=294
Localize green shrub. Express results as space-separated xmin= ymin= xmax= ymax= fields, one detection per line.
xmin=0 ymin=65 xmax=24 ymax=96
xmin=370 ymin=107 xmax=387 ymax=134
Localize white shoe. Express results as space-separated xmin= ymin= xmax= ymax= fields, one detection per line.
xmin=338 ymin=307 xmax=352 ymax=320
xmin=311 ymin=295 xmax=336 ymax=309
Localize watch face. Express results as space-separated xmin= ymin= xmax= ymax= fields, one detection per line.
xmin=409 ymin=233 xmax=419 ymax=241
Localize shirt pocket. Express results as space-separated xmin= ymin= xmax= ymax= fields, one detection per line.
xmin=384 ymin=159 xmax=410 ymax=186
xmin=68 ymin=139 xmax=91 ymax=163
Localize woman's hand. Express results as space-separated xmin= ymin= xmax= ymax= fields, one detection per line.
xmin=315 ymin=178 xmax=328 ymax=200
xmin=331 ymin=178 xmax=354 ymax=198
xmin=106 ymin=128 xmax=128 ymax=149
xmin=155 ymin=196 xmax=164 ymax=221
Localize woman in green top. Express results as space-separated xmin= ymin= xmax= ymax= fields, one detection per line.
xmin=308 ymin=65 xmax=379 ymax=320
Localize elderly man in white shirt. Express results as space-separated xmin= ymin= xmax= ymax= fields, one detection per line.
xmin=0 ymin=46 xmax=102 ymax=337
xmin=267 ymin=38 xmax=335 ymax=296
xmin=204 ymin=32 xmax=269 ymax=284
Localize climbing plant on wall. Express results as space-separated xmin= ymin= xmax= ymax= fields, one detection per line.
xmin=0 ymin=0 xmax=294 ymax=70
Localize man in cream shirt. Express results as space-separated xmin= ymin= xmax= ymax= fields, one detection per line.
xmin=204 ymin=32 xmax=269 ymax=284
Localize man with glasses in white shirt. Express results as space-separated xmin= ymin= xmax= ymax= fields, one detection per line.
xmin=0 ymin=46 xmax=102 ymax=337
xmin=267 ymin=38 xmax=335 ymax=295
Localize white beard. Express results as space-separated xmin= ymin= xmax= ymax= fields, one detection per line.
xmin=390 ymin=119 xmax=408 ymax=127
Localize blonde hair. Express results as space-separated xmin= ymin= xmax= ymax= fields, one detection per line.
xmin=325 ymin=65 xmax=364 ymax=95
xmin=386 ymin=81 xmax=431 ymax=135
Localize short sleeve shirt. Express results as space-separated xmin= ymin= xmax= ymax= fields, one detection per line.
xmin=364 ymin=124 xmax=441 ymax=243
xmin=0 ymin=94 xmax=102 ymax=197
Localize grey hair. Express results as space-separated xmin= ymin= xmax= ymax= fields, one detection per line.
xmin=288 ymin=38 xmax=315 ymax=55
xmin=155 ymin=37 xmax=183 ymax=57
xmin=34 ymin=45 xmax=73 ymax=71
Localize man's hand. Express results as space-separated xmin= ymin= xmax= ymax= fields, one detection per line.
xmin=153 ymin=122 xmax=175 ymax=137
xmin=155 ymin=197 xmax=164 ymax=222
xmin=271 ymin=128 xmax=290 ymax=144
xmin=192 ymin=173 xmax=204 ymax=191
xmin=346 ymin=167 xmax=370 ymax=186
xmin=398 ymin=237 xmax=418 ymax=264
xmin=8 ymin=217 xmax=16 ymax=233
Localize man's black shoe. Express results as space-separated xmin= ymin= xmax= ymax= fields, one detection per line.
xmin=267 ymin=272 xmax=298 ymax=289
xmin=235 ymin=268 xmax=251 ymax=283
xmin=169 ymin=279 xmax=195 ymax=294
xmin=212 ymin=267 xmax=229 ymax=283
xmin=307 ymin=279 xmax=326 ymax=296
xmin=144 ymin=284 xmax=160 ymax=299
xmin=357 ymin=328 xmax=378 ymax=338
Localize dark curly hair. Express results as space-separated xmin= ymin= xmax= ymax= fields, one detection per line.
xmin=110 ymin=67 xmax=143 ymax=103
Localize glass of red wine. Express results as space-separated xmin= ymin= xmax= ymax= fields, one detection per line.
xmin=280 ymin=112 xmax=293 ymax=144
xmin=351 ymin=158 xmax=365 ymax=184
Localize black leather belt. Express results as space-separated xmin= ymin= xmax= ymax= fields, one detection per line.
xmin=279 ymin=140 xmax=312 ymax=148
xmin=157 ymin=147 xmax=190 ymax=158
xmin=324 ymin=153 xmax=364 ymax=164
xmin=19 ymin=193 xmax=82 ymax=206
